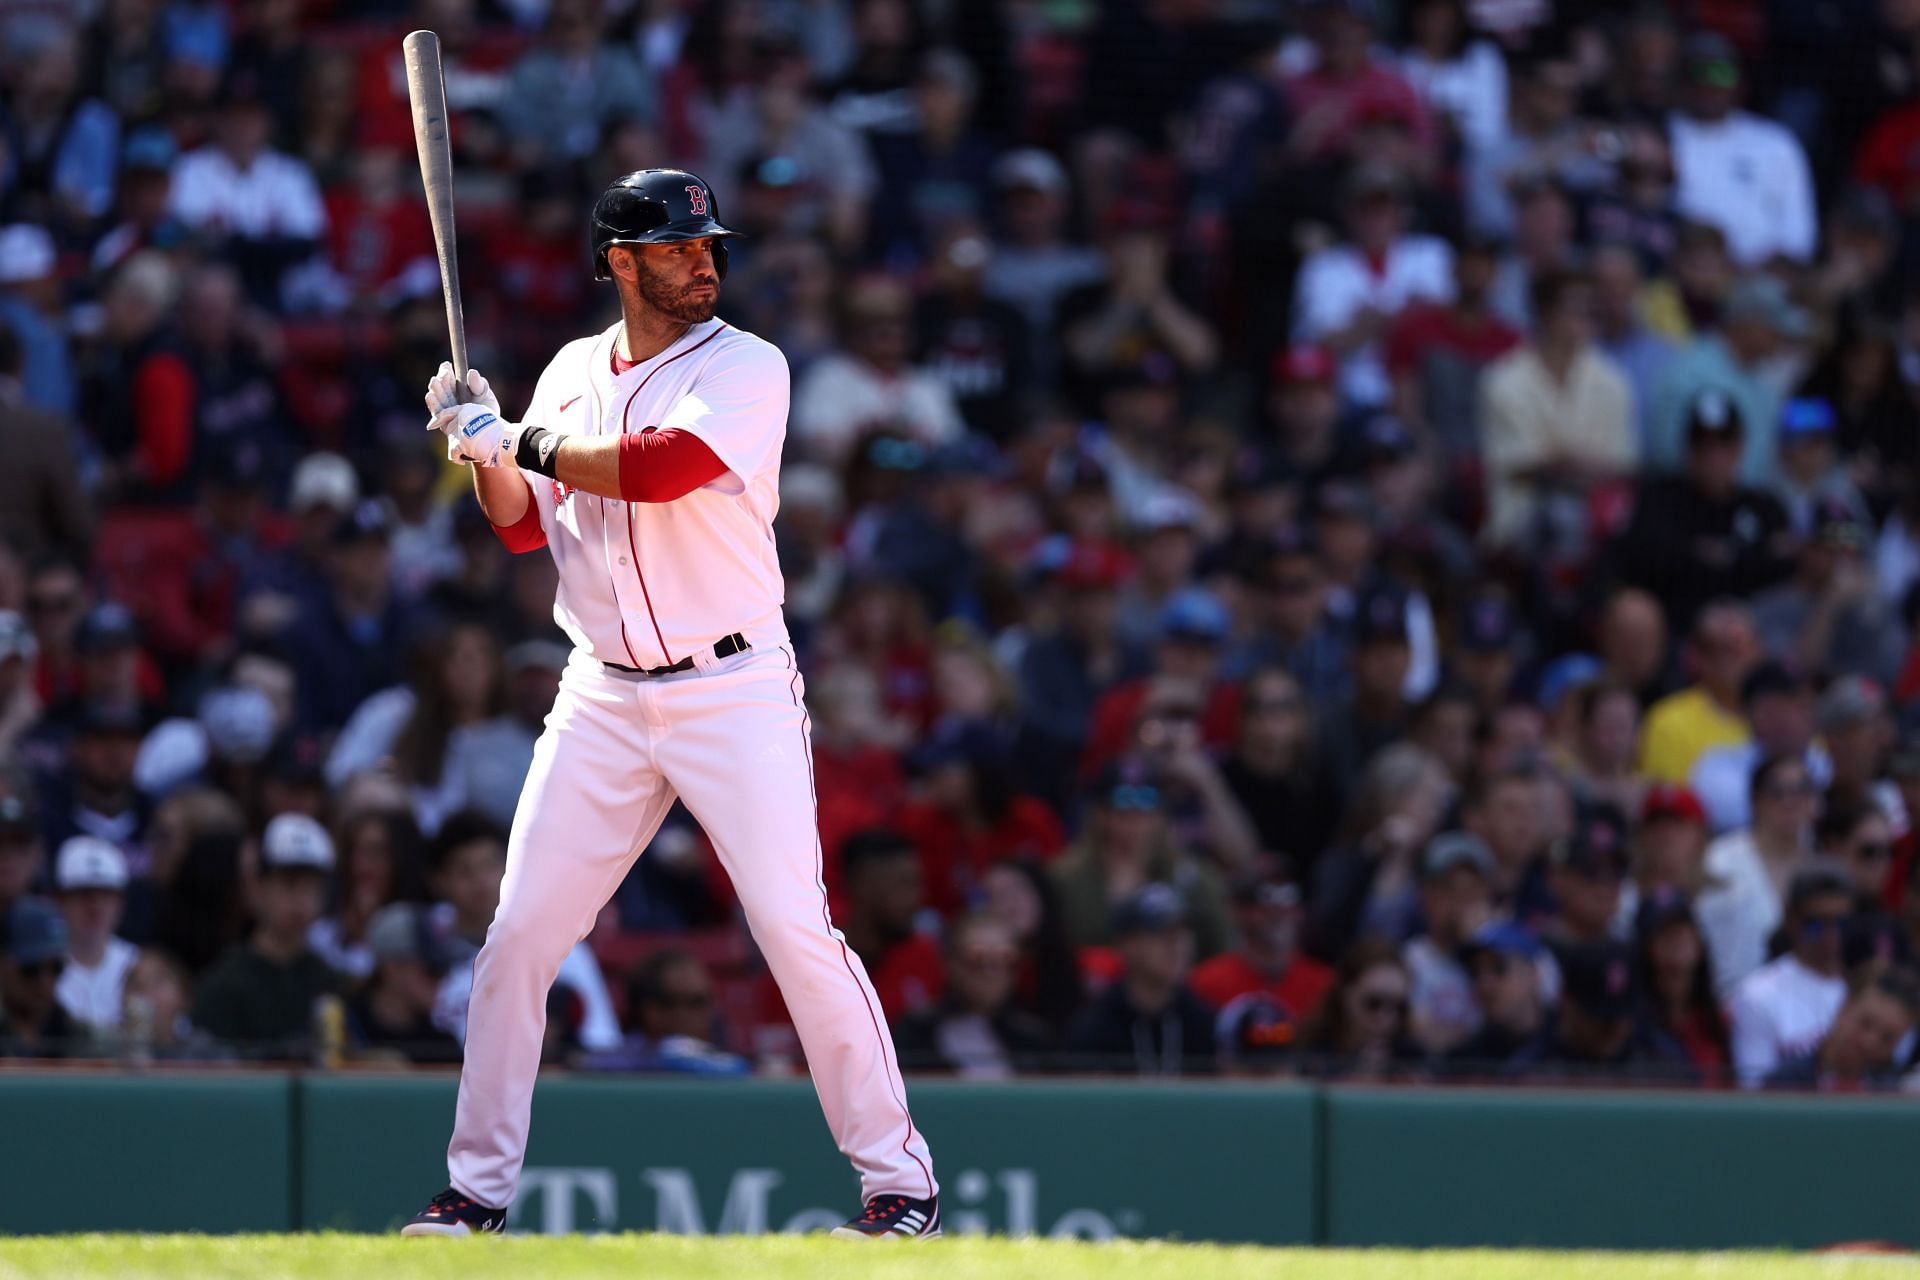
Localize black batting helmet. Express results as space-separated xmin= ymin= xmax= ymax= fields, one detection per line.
xmin=590 ymin=168 xmax=741 ymax=282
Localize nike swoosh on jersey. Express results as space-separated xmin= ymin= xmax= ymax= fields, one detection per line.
xmin=560 ymin=395 xmax=582 ymax=412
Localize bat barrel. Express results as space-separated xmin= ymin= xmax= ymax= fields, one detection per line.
xmin=403 ymin=29 xmax=469 ymax=381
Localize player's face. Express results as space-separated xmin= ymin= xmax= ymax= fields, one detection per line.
xmin=625 ymin=240 xmax=720 ymax=324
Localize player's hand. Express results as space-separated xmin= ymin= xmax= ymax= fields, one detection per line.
xmin=431 ymin=402 xmax=515 ymax=467
xmin=424 ymin=362 xmax=502 ymax=420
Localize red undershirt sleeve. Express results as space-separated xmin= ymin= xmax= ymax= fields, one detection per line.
xmin=617 ymin=428 xmax=729 ymax=502
xmin=489 ymin=493 xmax=548 ymax=553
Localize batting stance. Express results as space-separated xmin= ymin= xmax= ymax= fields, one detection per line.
xmin=401 ymin=169 xmax=939 ymax=1240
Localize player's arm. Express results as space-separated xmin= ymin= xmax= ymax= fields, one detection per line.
xmin=433 ymin=406 xmax=727 ymax=505
xmin=470 ymin=456 xmax=530 ymax=526
xmin=524 ymin=428 xmax=727 ymax=503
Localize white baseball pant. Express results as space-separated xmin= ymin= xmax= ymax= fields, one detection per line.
xmin=445 ymin=643 xmax=938 ymax=1209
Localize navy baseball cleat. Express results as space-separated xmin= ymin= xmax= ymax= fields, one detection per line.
xmin=400 ymin=1186 xmax=507 ymax=1237
xmin=830 ymin=1193 xmax=942 ymax=1240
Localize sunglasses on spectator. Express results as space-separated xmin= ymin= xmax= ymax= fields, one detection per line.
xmin=1762 ymin=778 xmax=1818 ymax=799
xmin=1107 ymin=785 xmax=1161 ymax=812
xmin=1799 ymin=913 xmax=1850 ymax=937
xmin=1854 ymin=842 xmax=1893 ymax=861
xmin=651 ymin=990 xmax=712 ymax=1011
xmin=1358 ymin=991 xmax=1407 ymax=1016
xmin=27 ymin=592 xmax=79 ymax=616
xmin=1248 ymin=695 xmax=1304 ymax=715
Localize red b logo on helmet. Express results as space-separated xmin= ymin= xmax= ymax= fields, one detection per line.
xmin=686 ymin=184 xmax=707 ymax=216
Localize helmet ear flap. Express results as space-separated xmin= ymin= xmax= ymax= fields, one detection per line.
xmin=713 ymin=239 xmax=729 ymax=282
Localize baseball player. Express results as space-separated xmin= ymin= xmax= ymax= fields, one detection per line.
xmin=400 ymin=169 xmax=939 ymax=1240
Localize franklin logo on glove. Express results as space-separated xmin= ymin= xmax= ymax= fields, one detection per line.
xmin=462 ymin=411 xmax=498 ymax=438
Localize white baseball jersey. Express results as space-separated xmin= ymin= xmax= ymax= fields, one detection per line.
xmin=513 ymin=317 xmax=791 ymax=667
xmin=443 ymin=314 xmax=937 ymax=1215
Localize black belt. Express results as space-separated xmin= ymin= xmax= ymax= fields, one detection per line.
xmin=604 ymin=632 xmax=749 ymax=677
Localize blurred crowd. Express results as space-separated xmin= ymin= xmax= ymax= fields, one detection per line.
xmin=5 ymin=0 xmax=1920 ymax=1088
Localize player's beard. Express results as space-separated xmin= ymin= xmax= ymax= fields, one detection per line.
xmin=632 ymin=257 xmax=719 ymax=324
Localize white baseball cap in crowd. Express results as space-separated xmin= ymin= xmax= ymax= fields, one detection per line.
xmin=198 ymin=685 xmax=276 ymax=764
xmin=994 ymin=148 xmax=1068 ymax=194
xmin=261 ymin=812 xmax=336 ymax=874
xmin=54 ymin=835 xmax=130 ymax=892
xmin=289 ymin=452 xmax=360 ymax=514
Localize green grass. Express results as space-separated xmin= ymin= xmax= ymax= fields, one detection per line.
xmin=0 ymin=1237 xmax=1913 ymax=1280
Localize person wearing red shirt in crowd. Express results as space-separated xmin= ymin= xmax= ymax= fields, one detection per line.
xmin=486 ymin=171 xmax=599 ymax=368
xmin=837 ymin=828 xmax=945 ymax=1023
xmin=1385 ymin=234 xmax=1523 ymax=461
xmin=1189 ymin=865 xmax=1333 ymax=1025
xmin=114 ymin=263 xmax=290 ymax=508
xmin=1852 ymin=98 xmax=1920 ymax=214
xmin=97 ymin=451 xmax=295 ymax=672
xmin=1079 ymin=588 xmax=1240 ymax=785
xmin=895 ymin=724 xmax=1065 ymax=917
xmin=794 ymin=664 xmax=909 ymax=912
xmin=1283 ymin=0 xmax=1437 ymax=173
xmin=350 ymin=9 xmax=517 ymax=158
xmin=322 ymin=147 xmax=435 ymax=308
xmin=824 ymin=574 xmax=937 ymax=730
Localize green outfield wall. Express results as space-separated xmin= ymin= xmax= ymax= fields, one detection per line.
xmin=0 ymin=1073 xmax=1914 ymax=1248
xmin=0 ymin=1074 xmax=293 ymax=1233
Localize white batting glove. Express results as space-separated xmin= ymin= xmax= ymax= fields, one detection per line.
xmin=431 ymin=402 xmax=518 ymax=468
xmin=424 ymin=362 xmax=501 ymax=419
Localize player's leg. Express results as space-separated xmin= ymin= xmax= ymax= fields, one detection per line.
xmin=440 ymin=667 xmax=676 ymax=1215
xmin=656 ymin=647 xmax=938 ymax=1214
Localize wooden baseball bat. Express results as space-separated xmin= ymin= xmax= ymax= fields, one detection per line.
xmin=403 ymin=29 xmax=468 ymax=381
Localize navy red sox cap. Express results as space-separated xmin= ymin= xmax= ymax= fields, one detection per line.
xmin=590 ymin=168 xmax=742 ymax=282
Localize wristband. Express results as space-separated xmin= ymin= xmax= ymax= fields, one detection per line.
xmin=514 ymin=426 xmax=566 ymax=478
